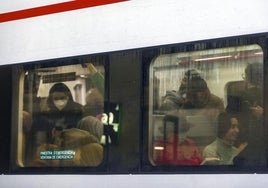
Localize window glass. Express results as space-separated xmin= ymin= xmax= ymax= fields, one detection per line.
xmin=148 ymin=45 xmax=265 ymax=167
xmin=14 ymin=60 xmax=106 ymax=167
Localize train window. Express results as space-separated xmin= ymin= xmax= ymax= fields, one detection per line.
xmin=12 ymin=59 xmax=107 ymax=168
xmin=148 ymin=44 xmax=265 ymax=167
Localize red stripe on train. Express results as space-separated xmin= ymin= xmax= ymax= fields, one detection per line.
xmin=0 ymin=0 xmax=127 ymax=23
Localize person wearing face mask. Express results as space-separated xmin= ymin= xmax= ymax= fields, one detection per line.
xmin=46 ymin=83 xmax=83 ymax=129
xmin=30 ymin=83 xmax=83 ymax=162
xmin=154 ymin=114 xmax=202 ymax=165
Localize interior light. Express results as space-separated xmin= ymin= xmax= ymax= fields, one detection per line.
xmin=80 ymin=74 xmax=86 ymax=78
xmin=254 ymin=52 xmax=263 ymax=55
xmin=194 ymin=55 xmax=232 ymax=62
xmin=154 ymin=146 xmax=164 ymax=150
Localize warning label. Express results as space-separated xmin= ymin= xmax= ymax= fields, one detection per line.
xmin=40 ymin=150 xmax=75 ymax=160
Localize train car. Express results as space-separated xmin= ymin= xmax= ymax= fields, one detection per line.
xmin=1 ymin=0 xmax=268 ymax=187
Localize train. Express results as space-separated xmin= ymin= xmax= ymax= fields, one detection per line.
xmin=1 ymin=0 xmax=268 ymax=187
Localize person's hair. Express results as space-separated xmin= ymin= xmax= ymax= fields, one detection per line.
xmin=86 ymin=88 xmax=104 ymax=106
xmin=185 ymin=77 xmax=208 ymax=92
xmin=58 ymin=128 xmax=103 ymax=167
xmin=47 ymin=83 xmax=74 ymax=108
xmin=180 ymin=69 xmax=208 ymax=93
xmin=73 ymin=143 xmax=103 ymax=166
xmin=245 ymin=63 xmax=263 ymax=86
xmin=217 ymin=112 xmax=239 ymax=139
xmin=60 ymin=128 xmax=100 ymax=148
xmin=84 ymin=88 xmax=104 ymax=116
xmin=77 ymin=116 xmax=104 ymax=141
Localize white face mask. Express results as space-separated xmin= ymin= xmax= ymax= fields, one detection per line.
xmin=53 ymin=99 xmax=68 ymax=110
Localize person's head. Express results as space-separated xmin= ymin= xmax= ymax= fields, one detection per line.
xmin=180 ymin=71 xmax=210 ymax=108
xmin=244 ymin=63 xmax=263 ymax=87
xmin=84 ymin=88 xmax=104 ymax=117
xmin=53 ymin=128 xmax=103 ymax=167
xmin=77 ymin=116 xmax=104 ymax=141
xmin=86 ymin=88 xmax=104 ymax=106
xmin=54 ymin=128 xmax=99 ymax=148
xmin=73 ymin=143 xmax=103 ymax=166
xmin=179 ymin=69 xmax=202 ymax=93
xmin=217 ymin=113 xmax=240 ymax=145
xmin=47 ymin=83 xmax=73 ymax=110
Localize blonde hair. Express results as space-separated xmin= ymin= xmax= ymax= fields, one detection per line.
xmin=73 ymin=143 xmax=103 ymax=166
xmin=58 ymin=128 xmax=103 ymax=167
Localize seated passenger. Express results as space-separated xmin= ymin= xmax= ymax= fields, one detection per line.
xmin=31 ymin=128 xmax=103 ymax=167
xmin=202 ymin=112 xmax=247 ymax=165
xmin=54 ymin=128 xmax=103 ymax=167
xmin=154 ymin=114 xmax=202 ymax=165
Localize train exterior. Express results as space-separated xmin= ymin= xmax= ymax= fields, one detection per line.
xmin=1 ymin=0 xmax=268 ymax=187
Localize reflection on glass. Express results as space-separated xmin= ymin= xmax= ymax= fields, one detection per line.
xmin=148 ymin=45 xmax=265 ymax=167
xmin=16 ymin=61 xmax=105 ymax=167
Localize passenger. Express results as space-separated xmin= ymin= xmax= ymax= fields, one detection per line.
xmin=83 ymin=88 xmax=104 ymax=120
xmin=77 ymin=116 xmax=104 ymax=141
xmin=241 ymin=63 xmax=263 ymax=117
xmin=54 ymin=128 xmax=103 ymax=167
xmin=30 ymin=128 xmax=103 ymax=167
xmin=159 ymin=69 xmax=224 ymax=145
xmin=234 ymin=63 xmax=266 ymax=166
xmin=87 ymin=63 xmax=105 ymax=97
xmin=30 ymin=83 xmax=83 ymax=159
xmin=82 ymin=89 xmax=118 ymax=145
xmin=154 ymin=114 xmax=202 ymax=165
xmin=45 ymin=82 xmax=83 ymax=129
xmin=181 ymin=70 xmax=224 ymax=112
xmin=202 ymin=112 xmax=247 ymax=165
xmin=159 ymin=69 xmax=195 ymax=110
xmin=160 ymin=69 xmax=224 ymax=116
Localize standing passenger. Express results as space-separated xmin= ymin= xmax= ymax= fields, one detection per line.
xmin=156 ymin=70 xmax=225 ymax=165
xmin=44 ymin=82 xmax=83 ymax=129
xmin=83 ymin=88 xmax=104 ymax=120
xmin=31 ymin=83 xmax=83 ymax=159
xmin=160 ymin=69 xmax=224 ymax=116
xmin=234 ymin=63 xmax=266 ymax=167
